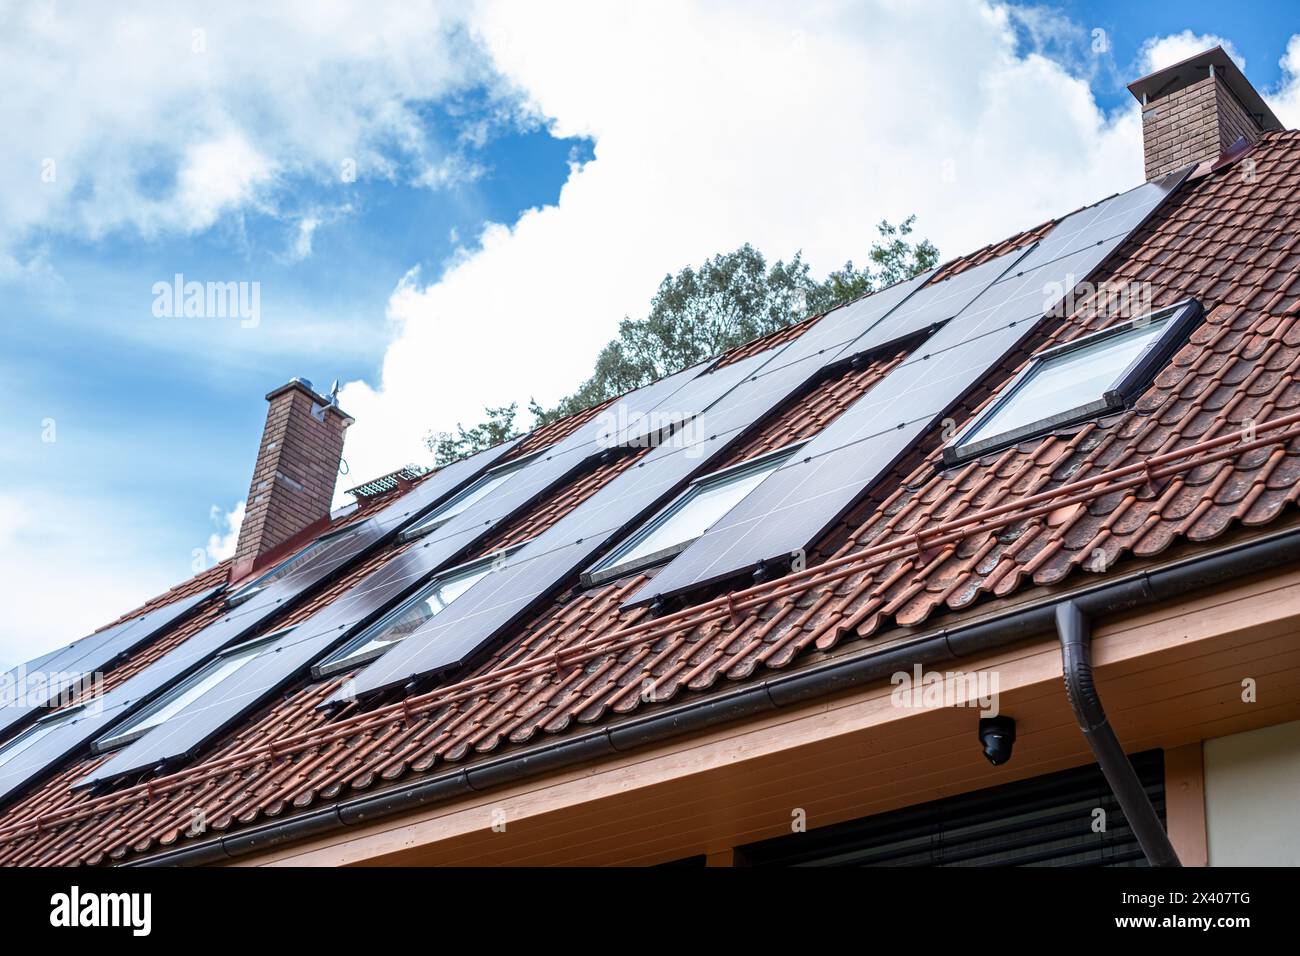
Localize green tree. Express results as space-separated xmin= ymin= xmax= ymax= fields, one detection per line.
xmin=428 ymin=403 xmax=519 ymax=467
xmin=428 ymin=217 xmax=938 ymax=462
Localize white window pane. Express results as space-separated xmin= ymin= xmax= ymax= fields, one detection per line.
xmin=114 ymin=643 xmax=266 ymax=740
xmin=434 ymin=566 xmax=489 ymax=605
xmin=0 ymin=717 xmax=69 ymax=769
xmin=232 ymin=525 xmax=363 ymax=600
xmin=971 ymin=320 xmax=1167 ymax=441
xmin=434 ymin=472 xmax=512 ymax=522
xmin=407 ymin=471 xmax=513 ymax=536
xmin=325 ymin=563 xmax=492 ymax=666
xmin=604 ymin=458 xmax=783 ymax=571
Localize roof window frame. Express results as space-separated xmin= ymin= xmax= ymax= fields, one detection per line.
xmin=581 ymin=442 xmax=803 ymax=588
xmin=0 ymin=705 xmax=86 ymax=769
xmin=90 ymin=628 xmax=291 ymax=754
xmin=943 ymin=299 xmax=1203 ymax=466
xmin=226 ymin=523 xmax=363 ymax=608
xmin=398 ymin=448 xmax=548 ymax=544
xmin=311 ymin=544 xmax=525 ymax=679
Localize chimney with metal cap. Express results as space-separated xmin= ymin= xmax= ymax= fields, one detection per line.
xmin=232 ymin=377 xmax=354 ymax=578
xmin=1128 ymin=46 xmax=1283 ymax=181
xmin=1123 ymin=47 xmax=1284 ymax=182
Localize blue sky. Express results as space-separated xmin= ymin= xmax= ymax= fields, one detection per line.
xmin=1009 ymin=0 xmax=1297 ymax=110
xmin=2 ymin=0 xmax=1298 ymax=666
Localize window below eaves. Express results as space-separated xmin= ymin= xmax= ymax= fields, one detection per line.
xmin=399 ymin=449 xmax=546 ymax=542
xmin=943 ymin=299 xmax=1203 ymax=466
xmin=91 ymin=630 xmax=290 ymax=754
xmin=581 ymin=444 xmax=800 ymax=587
xmin=312 ymin=547 xmax=519 ymax=678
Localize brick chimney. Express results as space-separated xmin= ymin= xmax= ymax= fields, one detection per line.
xmin=1128 ymin=46 xmax=1282 ymax=181
xmin=232 ymin=378 xmax=353 ymax=579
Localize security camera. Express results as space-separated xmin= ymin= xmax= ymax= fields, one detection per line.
xmin=978 ymin=715 xmax=1016 ymax=765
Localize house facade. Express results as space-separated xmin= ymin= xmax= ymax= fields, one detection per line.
xmin=1 ymin=47 xmax=1298 ymax=867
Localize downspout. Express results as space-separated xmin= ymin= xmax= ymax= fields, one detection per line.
xmin=1055 ymin=600 xmax=1181 ymax=867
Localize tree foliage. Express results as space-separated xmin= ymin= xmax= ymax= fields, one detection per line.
xmin=427 ymin=218 xmax=938 ymax=464
xmin=427 ymin=403 xmax=519 ymax=468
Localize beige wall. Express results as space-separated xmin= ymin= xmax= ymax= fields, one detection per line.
xmin=1204 ymin=718 xmax=1300 ymax=866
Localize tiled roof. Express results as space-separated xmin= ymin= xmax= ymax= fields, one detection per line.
xmin=4 ymin=132 xmax=1300 ymax=865
xmin=930 ymin=218 xmax=1057 ymax=282
xmin=713 ymin=310 xmax=827 ymax=368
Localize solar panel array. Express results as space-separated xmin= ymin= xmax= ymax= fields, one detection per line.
xmin=360 ymin=436 xmax=523 ymax=537
xmin=0 ymin=440 xmax=535 ymax=798
xmin=80 ymin=515 xmax=536 ymax=783
xmin=0 ymin=586 xmax=224 ymax=803
xmin=77 ymin=363 xmax=760 ymax=781
xmin=7 ymin=166 xmax=1191 ymax=801
xmin=85 ymin=279 xmax=941 ymax=726
xmin=0 ymin=586 xmax=222 ymax=743
xmin=625 ymin=168 xmax=1188 ymax=605
xmin=341 ymin=286 xmax=951 ymax=695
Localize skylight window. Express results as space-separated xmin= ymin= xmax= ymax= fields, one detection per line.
xmin=583 ymin=445 xmax=798 ymax=587
xmin=0 ymin=708 xmax=81 ymax=771
xmin=400 ymin=450 xmax=544 ymax=542
xmin=313 ymin=550 xmax=511 ymax=677
xmin=227 ymin=524 xmax=365 ymax=607
xmin=92 ymin=631 xmax=287 ymax=753
xmin=943 ymin=300 xmax=1203 ymax=465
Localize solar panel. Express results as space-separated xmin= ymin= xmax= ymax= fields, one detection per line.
xmin=839 ymin=247 xmax=1029 ymax=356
xmin=77 ymin=538 xmax=445 ymax=783
xmin=0 ymin=586 xmax=222 ymax=742
xmin=602 ymin=351 xmax=771 ymax=450
xmin=345 ymin=445 xmax=704 ymax=693
xmin=0 ymin=586 xmax=228 ymax=804
xmin=736 ymin=272 xmax=933 ymax=386
xmin=77 ymin=502 xmax=564 ymax=784
xmin=625 ymin=172 xmax=1188 ymax=605
xmin=0 ymin=511 xmax=423 ymax=801
xmin=0 ymin=704 xmax=109 ymax=805
xmin=1012 ymin=165 xmax=1189 ymax=275
xmin=365 ymin=436 xmax=524 ymax=537
xmin=0 ymin=637 xmax=122 ymax=742
xmin=342 ymin=326 xmax=874 ymax=695
xmin=76 ymin=438 xmax=656 ymax=782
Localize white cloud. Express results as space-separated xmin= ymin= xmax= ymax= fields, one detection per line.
xmin=1268 ymin=36 xmax=1300 ymax=129
xmin=0 ymin=491 xmax=199 ymax=672
xmin=206 ymin=500 xmax=246 ymax=562
xmin=337 ymin=0 xmax=1149 ymax=484
xmin=174 ymin=133 xmax=274 ymax=233
xmin=1138 ymin=31 xmax=1244 ymax=74
xmin=0 ymin=1 xmax=497 ymax=253
xmin=292 ymin=217 xmax=322 ymax=262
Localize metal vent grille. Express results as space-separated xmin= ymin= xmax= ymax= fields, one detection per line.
xmin=741 ymin=751 xmax=1165 ymax=867
xmin=346 ymin=465 xmax=430 ymax=500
